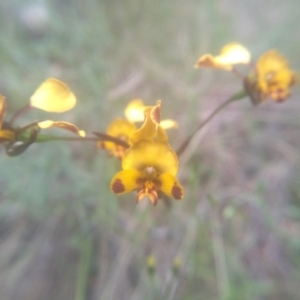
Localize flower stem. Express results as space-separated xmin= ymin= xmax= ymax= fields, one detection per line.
xmin=9 ymin=104 xmax=32 ymax=124
xmin=176 ymin=90 xmax=247 ymax=157
xmin=231 ymin=66 xmax=245 ymax=80
xmin=17 ymin=130 xmax=130 ymax=148
xmin=32 ymin=135 xmax=100 ymax=142
xmin=93 ymin=132 xmax=130 ymax=148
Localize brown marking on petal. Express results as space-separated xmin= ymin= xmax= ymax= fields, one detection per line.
xmin=151 ymin=105 xmax=161 ymax=125
xmin=172 ymin=184 xmax=183 ymax=200
xmin=111 ymin=179 xmax=125 ymax=194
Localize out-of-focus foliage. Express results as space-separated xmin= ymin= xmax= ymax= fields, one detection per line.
xmin=0 ymin=0 xmax=300 ymax=300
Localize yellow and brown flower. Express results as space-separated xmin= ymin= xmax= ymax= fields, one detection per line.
xmin=110 ymin=100 xmax=183 ymax=205
xmin=244 ymin=50 xmax=298 ymax=104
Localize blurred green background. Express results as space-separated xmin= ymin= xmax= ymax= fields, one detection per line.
xmin=0 ymin=0 xmax=300 ymax=299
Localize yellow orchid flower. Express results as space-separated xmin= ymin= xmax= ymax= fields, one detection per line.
xmin=110 ymin=139 xmax=184 ymax=205
xmin=110 ymin=100 xmax=184 ymax=205
xmin=98 ymin=118 xmax=137 ymax=158
xmin=0 ymin=94 xmax=15 ymax=142
xmin=30 ymin=78 xmax=76 ymax=112
xmin=244 ymin=50 xmax=298 ymax=103
xmin=195 ymin=43 xmax=251 ymax=70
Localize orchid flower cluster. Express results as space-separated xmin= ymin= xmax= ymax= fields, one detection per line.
xmin=0 ymin=43 xmax=298 ymax=206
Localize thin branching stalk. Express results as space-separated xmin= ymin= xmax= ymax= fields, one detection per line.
xmin=17 ymin=131 xmax=130 ymax=148
xmin=176 ymin=90 xmax=247 ymax=157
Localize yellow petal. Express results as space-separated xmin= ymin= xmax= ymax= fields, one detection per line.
xmin=0 ymin=130 xmax=15 ymax=142
xmin=30 ymin=78 xmax=76 ymax=113
xmin=0 ymin=94 xmax=7 ymax=128
xmin=130 ymin=100 xmax=168 ymax=144
xmin=158 ymin=173 xmax=184 ymax=200
xmin=124 ymin=99 xmax=146 ymax=122
xmin=217 ymin=43 xmax=251 ymax=64
xmin=38 ymin=120 xmax=85 ymax=136
xmin=110 ymin=169 xmax=141 ymax=194
xmin=160 ymin=119 xmax=178 ymax=129
xmin=122 ymin=140 xmax=178 ymax=176
xmin=195 ymin=43 xmax=250 ymax=70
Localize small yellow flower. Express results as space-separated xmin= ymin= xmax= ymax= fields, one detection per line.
xmin=245 ymin=50 xmax=298 ymax=103
xmin=110 ymin=139 xmax=184 ymax=205
xmin=98 ymin=118 xmax=137 ymax=158
xmin=30 ymin=78 xmax=76 ymax=112
xmin=195 ymin=43 xmax=251 ymax=70
xmin=0 ymin=94 xmax=15 ymax=142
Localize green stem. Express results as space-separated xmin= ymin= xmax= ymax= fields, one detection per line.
xmin=17 ymin=131 xmax=130 ymax=148
xmin=93 ymin=132 xmax=130 ymax=148
xmin=35 ymin=135 xmax=99 ymax=142
xmin=176 ymin=90 xmax=247 ymax=156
